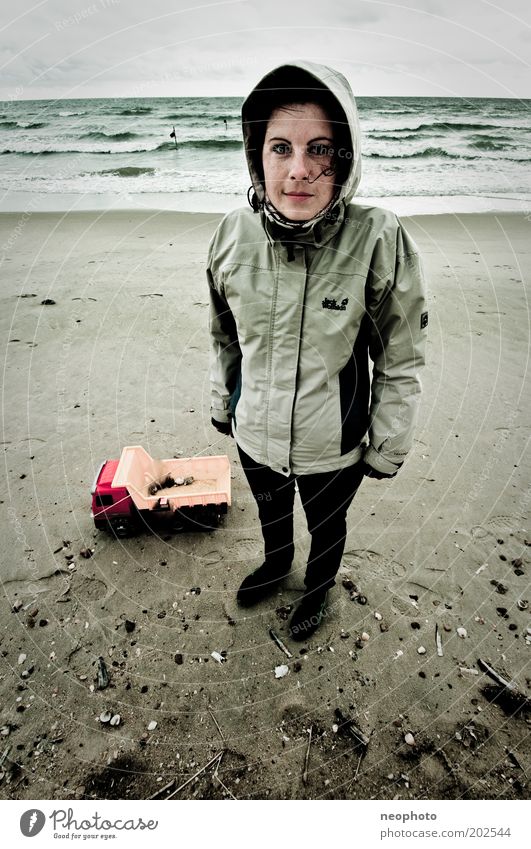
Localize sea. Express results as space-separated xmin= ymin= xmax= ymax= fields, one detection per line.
xmin=0 ymin=95 xmax=530 ymax=214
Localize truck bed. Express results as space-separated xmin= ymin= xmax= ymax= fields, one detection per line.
xmin=112 ymin=446 xmax=231 ymax=512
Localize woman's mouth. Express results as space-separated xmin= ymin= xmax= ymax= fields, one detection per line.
xmin=284 ymin=192 xmax=313 ymax=200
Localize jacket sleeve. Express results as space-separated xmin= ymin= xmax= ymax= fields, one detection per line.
xmin=363 ymin=221 xmax=428 ymax=475
xmin=207 ymin=234 xmax=242 ymax=425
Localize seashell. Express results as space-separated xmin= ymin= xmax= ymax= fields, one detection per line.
xmin=361 ymin=632 xmax=370 ymax=641
xmin=457 ymin=627 xmax=467 ymax=638
xmin=147 ymin=721 xmax=157 ymax=731
xmin=274 ymin=664 xmax=289 ymax=678
xmin=99 ymin=711 xmax=112 ymax=723
xmin=374 ymin=611 xmax=382 ymax=620
xmin=404 ymin=732 xmax=416 ymax=746
xmin=110 ymin=714 xmax=121 ymax=726
xmin=18 ymin=653 xmax=27 ymax=665
xmin=417 ymin=646 xmax=426 ymax=654
xmin=211 ymin=651 xmax=225 ymax=664
xmin=517 ymin=599 xmax=528 ymax=611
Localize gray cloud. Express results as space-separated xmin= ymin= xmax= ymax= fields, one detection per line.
xmin=1 ymin=0 xmax=529 ymax=99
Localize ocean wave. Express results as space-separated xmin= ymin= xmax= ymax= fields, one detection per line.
xmin=0 ymin=121 xmax=19 ymax=129
xmin=381 ymin=121 xmax=506 ymax=133
xmin=119 ymin=107 xmax=153 ymax=115
xmin=80 ymin=130 xmax=141 ymax=141
xmin=366 ymin=132 xmax=418 ymax=141
xmin=58 ymin=111 xmax=85 ymax=117
xmin=19 ymin=121 xmax=47 ymax=129
xmin=163 ymin=112 xmax=234 ymax=120
xmin=365 ymin=147 xmax=479 ymax=160
xmin=92 ymin=165 xmax=156 ymax=177
xmin=467 ymin=137 xmax=513 ymax=151
xmin=155 ymin=138 xmax=242 ymax=151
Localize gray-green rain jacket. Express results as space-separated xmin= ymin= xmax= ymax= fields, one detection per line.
xmin=207 ymin=61 xmax=427 ymax=477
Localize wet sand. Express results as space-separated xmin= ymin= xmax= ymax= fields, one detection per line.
xmin=0 ymin=208 xmax=529 ymax=800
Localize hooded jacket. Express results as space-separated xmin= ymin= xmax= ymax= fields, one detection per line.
xmin=207 ymin=61 xmax=427 ymax=477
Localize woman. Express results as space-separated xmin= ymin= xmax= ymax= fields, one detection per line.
xmin=207 ymin=62 xmax=427 ymax=640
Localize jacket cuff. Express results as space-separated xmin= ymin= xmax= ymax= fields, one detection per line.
xmin=210 ymin=406 xmax=231 ymax=425
xmin=363 ymin=445 xmax=402 ymax=476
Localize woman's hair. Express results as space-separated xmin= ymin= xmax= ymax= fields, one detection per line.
xmin=245 ymin=67 xmax=353 ymax=191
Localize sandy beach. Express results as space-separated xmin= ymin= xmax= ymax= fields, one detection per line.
xmin=0 ymin=208 xmax=529 ymax=800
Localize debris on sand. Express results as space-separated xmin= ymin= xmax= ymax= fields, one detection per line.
xmin=96 ymin=656 xmax=110 ymax=690
xmin=211 ymin=651 xmax=226 ymax=664
xmin=477 ymin=658 xmax=531 ymax=714
xmin=435 ymin=624 xmax=444 ymax=657
xmin=269 ymin=628 xmax=293 ymax=659
xmin=334 ymin=708 xmax=370 ymax=753
xmin=302 ymin=725 xmax=312 ymax=786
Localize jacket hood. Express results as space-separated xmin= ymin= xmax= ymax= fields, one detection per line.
xmin=241 ymin=61 xmax=362 ymax=216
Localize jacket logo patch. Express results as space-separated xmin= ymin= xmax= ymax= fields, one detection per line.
xmin=322 ymin=297 xmax=349 ymax=311
xmin=420 ymin=311 xmax=428 ymax=329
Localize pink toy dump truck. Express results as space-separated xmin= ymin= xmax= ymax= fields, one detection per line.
xmin=91 ymin=445 xmax=231 ymax=537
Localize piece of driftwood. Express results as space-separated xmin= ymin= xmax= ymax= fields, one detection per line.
xmin=477 ymin=658 xmax=518 ymax=692
xmin=334 ymin=708 xmax=370 ymax=751
xmin=302 ymin=725 xmax=313 ymax=786
xmin=165 ymin=751 xmax=223 ymax=799
xmin=269 ymin=628 xmax=293 ymax=659
xmin=148 ymin=778 xmax=176 ymax=800
xmin=435 ymin=624 xmax=444 ymax=657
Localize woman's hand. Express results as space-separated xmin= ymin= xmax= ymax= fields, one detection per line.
xmin=361 ymin=461 xmax=400 ymax=480
xmin=211 ymin=417 xmax=233 ymax=437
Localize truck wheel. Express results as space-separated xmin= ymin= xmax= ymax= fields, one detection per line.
xmin=201 ymin=507 xmax=219 ymax=530
xmin=110 ymin=517 xmax=135 ymax=538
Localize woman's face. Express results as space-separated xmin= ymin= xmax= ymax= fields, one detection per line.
xmin=262 ymin=102 xmax=337 ymax=222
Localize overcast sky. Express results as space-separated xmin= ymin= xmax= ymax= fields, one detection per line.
xmin=1 ymin=0 xmax=530 ymax=100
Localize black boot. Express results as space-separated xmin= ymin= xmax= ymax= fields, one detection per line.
xmin=289 ymin=587 xmax=328 ymax=641
xmin=236 ymin=561 xmax=291 ymax=607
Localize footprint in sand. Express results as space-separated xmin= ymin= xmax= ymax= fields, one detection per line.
xmin=470 ymin=515 xmax=524 ymax=541
xmin=225 ymin=538 xmax=262 ymax=563
xmin=70 ymin=575 xmax=108 ymax=602
xmin=342 ymin=549 xmax=407 ymax=580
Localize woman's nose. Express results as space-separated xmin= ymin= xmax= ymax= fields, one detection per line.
xmin=288 ymin=149 xmax=310 ymax=180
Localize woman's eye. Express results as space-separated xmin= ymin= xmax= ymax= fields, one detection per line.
xmin=271 ymin=143 xmax=290 ymax=154
xmin=308 ymin=143 xmax=334 ymax=157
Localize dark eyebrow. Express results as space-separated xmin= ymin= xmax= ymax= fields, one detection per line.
xmin=266 ymin=136 xmax=334 ymax=143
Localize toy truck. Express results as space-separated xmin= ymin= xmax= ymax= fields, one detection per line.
xmin=91 ymin=445 xmax=231 ymax=537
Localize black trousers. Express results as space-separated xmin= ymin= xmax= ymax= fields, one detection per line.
xmin=236 ymin=443 xmax=365 ymax=592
